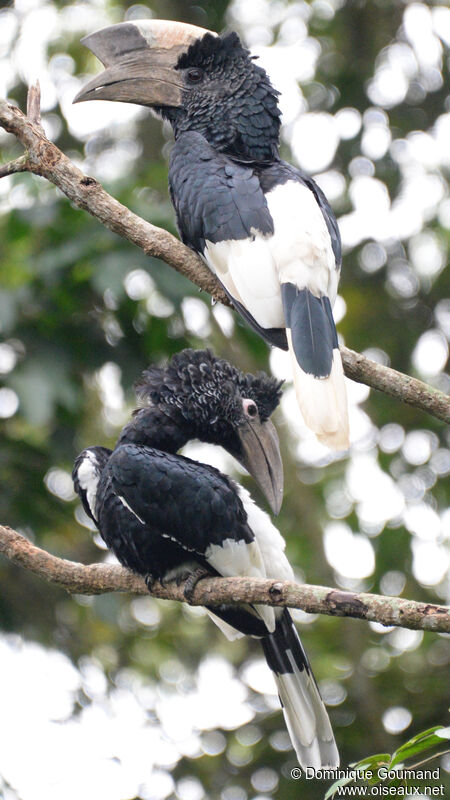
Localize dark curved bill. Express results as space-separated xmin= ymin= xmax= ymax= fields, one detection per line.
xmin=237 ymin=418 xmax=284 ymax=515
xmin=73 ymin=20 xmax=215 ymax=106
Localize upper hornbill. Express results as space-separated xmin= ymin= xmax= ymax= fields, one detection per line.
xmin=72 ymin=349 xmax=339 ymax=768
xmin=74 ymin=20 xmax=350 ymax=451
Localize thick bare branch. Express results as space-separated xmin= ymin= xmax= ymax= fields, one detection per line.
xmin=0 ymin=95 xmax=448 ymax=425
xmin=1 ymin=525 xmax=448 ymax=633
xmin=341 ymin=346 xmax=449 ymax=424
xmin=0 ymin=98 xmax=227 ymax=304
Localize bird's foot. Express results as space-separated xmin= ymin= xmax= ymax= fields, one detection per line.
xmin=183 ymin=567 xmax=210 ymax=603
xmin=145 ymin=574 xmax=156 ymax=593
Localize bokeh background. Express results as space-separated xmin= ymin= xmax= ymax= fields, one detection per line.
xmin=0 ymin=1 xmax=449 ymax=798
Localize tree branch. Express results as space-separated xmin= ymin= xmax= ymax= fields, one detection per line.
xmin=1 ymin=525 xmax=448 ymax=633
xmin=0 ymin=93 xmax=448 ymax=425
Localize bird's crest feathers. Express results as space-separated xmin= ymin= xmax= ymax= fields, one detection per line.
xmin=135 ymin=348 xmax=282 ymax=423
xmin=176 ymin=31 xmax=250 ymax=70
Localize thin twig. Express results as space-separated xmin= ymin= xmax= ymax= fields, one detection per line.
xmin=1 ymin=525 xmax=448 ymax=632
xmin=0 ymin=94 xmax=449 ymax=425
xmin=26 ymin=80 xmax=45 ymax=135
xmin=0 ymin=154 xmax=30 ymax=178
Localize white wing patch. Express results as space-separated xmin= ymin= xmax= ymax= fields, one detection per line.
xmin=76 ymin=453 xmax=102 ymax=520
xmin=204 ymin=536 xmax=275 ymax=632
xmin=204 ymin=237 xmax=284 ymax=329
xmin=203 ymin=180 xmax=338 ymax=333
xmin=203 ymin=485 xmax=297 ymax=636
xmin=266 ymin=181 xmax=338 ymax=303
xmin=236 ymin=485 xmax=294 ymax=583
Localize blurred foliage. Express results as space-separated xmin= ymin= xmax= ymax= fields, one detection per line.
xmin=0 ymin=0 xmax=449 ymax=799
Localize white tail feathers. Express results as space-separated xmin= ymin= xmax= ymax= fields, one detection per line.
xmin=275 ymin=668 xmax=339 ymax=769
xmin=262 ymin=611 xmax=339 ymax=768
xmin=286 ymin=329 xmax=349 ymax=451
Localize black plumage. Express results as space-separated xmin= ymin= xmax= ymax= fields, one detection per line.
xmin=72 ymin=349 xmax=339 ymax=767
xmin=75 ymin=21 xmax=349 ymax=449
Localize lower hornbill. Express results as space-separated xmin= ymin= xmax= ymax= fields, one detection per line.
xmin=72 ymin=349 xmax=339 ymax=768
xmin=74 ymin=20 xmax=349 ymax=451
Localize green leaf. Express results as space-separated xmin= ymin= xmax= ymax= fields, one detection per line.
xmin=324 ymin=756 xmax=391 ymax=799
xmin=324 ymin=773 xmax=363 ymax=800
xmin=390 ymin=726 xmax=450 ymax=768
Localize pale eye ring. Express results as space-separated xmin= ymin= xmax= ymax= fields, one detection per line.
xmin=243 ymin=398 xmax=258 ymax=418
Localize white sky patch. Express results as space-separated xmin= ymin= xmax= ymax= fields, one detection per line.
xmin=412 ymin=540 xmax=449 ymax=586
xmin=346 ymin=453 xmax=404 ymax=527
xmin=412 ymin=330 xmax=448 ymax=377
xmin=181 ymin=297 xmax=212 ymax=338
xmin=96 ymin=361 xmax=124 ymax=411
xmin=335 ymin=107 xmax=361 ymax=140
xmin=157 ymin=657 xmax=253 ymax=736
xmin=361 ymin=121 xmax=392 ymax=161
xmin=388 ymin=628 xmax=423 ymax=655
xmin=44 ymin=467 xmax=76 ymax=501
xmin=124 ymin=268 xmax=155 ymax=300
xmin=181 ymin=440 xmax=241 ymax=478
xmin=242 ymin=657 xmax=277 ymax=696
xmin=212 ymin=304 xmax=235 ymax=337
xmin=324 ymin=522 xmax=375 ymax=579
xmin=401 ymin=430 xmax=435 ymax=466
xmin=289 ymin=112 xmax=339 ymax=173
xmin=409 ymin=230 xmax=446 ymax=279
xmin=0 ymin=635 xmax=263 ymax=800
xmin=0 ymin=387 xmax=19 ymax=418
xmin=382 ymin=706 xmax=412 ymax=735
xmin=378 ymin=423 xmax=405 ymax=454
xmin=435 ymin=299 xmax=450 ymax=339
xmin=313 ymin=170 xmax=346 ymax=204
xmin=0 ymin=343 xmax=17 ymax=374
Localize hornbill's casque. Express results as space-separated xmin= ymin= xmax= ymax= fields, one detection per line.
xmin=72 ymin=349 xmax=339 ymax=768
xmin=74 ymin=20 xmax=350 ymax=451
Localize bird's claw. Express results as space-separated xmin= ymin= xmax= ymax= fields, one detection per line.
xmin=183 ymin=567 xmax=210 ymax=603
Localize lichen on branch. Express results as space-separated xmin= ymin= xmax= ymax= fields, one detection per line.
xmin=1 ymin=525 xmax=448 ymax=633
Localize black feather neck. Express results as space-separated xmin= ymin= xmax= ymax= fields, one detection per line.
xmin=162 ymin=32 xmax=281 ymax=162
xmin=116 ymin=407 xmax=189 ymax=453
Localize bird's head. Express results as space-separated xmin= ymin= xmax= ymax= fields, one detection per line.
xmin=134 ymin=349 xmax=284 ymax=514
xmin=73 ymin=20 xmax=281 ymax=160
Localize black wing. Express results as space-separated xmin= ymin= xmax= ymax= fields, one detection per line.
xmin=169 ymin=131 xmax=286 ymax=347
xmin=106 ymin=443 xmax=254 ymax=553
xmin=169 ymin=130 xmax=274 ymax=254
xmin=97 ymin=443 xmax=270 ymax=637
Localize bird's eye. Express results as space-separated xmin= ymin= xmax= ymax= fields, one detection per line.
xmin=243 ymin=399 xmax=258 ymax=418
xmin=186 ymin=68 xmax=203 ymax=84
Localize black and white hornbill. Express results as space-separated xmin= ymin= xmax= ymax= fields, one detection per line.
xmin=74 ymin=20 xmax=350 ymax=451
xmin=72 ymin=349 xmax=339 ymax=768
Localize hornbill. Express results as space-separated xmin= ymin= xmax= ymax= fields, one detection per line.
xmin=72 ymin=349 xmax=339 ymax=768
xmin=74 ymin=20 xmax=350 ymax=451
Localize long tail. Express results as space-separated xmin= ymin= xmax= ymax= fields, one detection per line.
xmin=261 ymin=609 xmax=339 ymax=768
xmin=282 ymin=284 xmax=349 ymax=451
